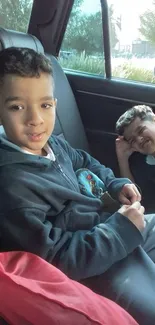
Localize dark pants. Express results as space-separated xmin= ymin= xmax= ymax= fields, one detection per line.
xmin=81 ymin=214 xmax=155 ymax=325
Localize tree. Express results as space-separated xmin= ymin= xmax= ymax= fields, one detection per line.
xmin=71 ymin=0 xmax=83 ymax=14
xmin=109 ymin=4 xmax=118 ymax=50
xmin=62 ymin=2 xmax=118 ymax=54
xmin=0 ymin=0 xmax=33 ymax=32
xmin=139 ymin=1 xmax=155 ymax=44
xmin=62 ymin=11 xmax=103 ymax=54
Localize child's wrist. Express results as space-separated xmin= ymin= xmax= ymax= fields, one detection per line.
xmin=118 ymin=158 xmax=130 ymax=168
xmin=117 ymin=152 xmax=130 ymax=160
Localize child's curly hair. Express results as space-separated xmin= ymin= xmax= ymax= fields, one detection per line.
xmin=116 ymin=105 xmax=154 ymax=135
xmin=0 ymin=47 xmax=53 ymax=84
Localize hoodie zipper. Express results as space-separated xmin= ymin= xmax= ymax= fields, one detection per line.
xmin=57 ymin=163 xmax=78 ymax=191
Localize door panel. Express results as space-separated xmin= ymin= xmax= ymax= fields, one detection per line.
xmin=66 ymin=72 xmax=155 ymax=175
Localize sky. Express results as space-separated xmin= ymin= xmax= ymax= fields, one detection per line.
xmin=81 ymin=0 xmax=154 ymax=44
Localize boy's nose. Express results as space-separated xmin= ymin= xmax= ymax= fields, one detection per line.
xmin=27 ymin=110 xmax=44 ymax=126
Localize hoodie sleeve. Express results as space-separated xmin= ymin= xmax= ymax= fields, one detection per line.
xmin=0 ymin=184 xmax=143 ymax=281
xmin=55 ymin=137 xmax=132 ymax=199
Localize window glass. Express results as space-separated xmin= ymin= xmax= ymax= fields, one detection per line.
xmin=0 ymin=0 xmax=34 ymax=32
xmin=109 ymin=0 xmax=155 ymax=83
xmin=59 ymin=0 xmax=105 ymax=75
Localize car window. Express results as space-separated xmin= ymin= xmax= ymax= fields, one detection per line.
xmin=0 ymin=0 xmax=34 ymax=32
xmin=58 ymin=0 xmax=105 ymax=75
xmin=109 ymin=0 xmax=155 ymax=84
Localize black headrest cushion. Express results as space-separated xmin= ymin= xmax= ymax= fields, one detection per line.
xmin=0 ymin=28 xmax=44 ymax=53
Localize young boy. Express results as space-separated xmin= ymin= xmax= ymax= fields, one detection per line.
xmin=116 ymin=105 xmax=155 ymax=212
xmin=0 ymin=47 xmax=155 ymax=323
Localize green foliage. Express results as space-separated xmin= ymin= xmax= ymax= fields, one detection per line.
xmin=139 ymin=1 xmax=155 ymax=45
xmin=59 ymin=54 xmax=155 ymax=84
xmin=62 ymin=11 xmax=103 ymax=54
xmin=59 ymin=52 xmax=105 ymax=74
xmin=113 ymin=62 xmax=155 ymax=83
xmin=62 ymin=1 xmax=118 ymax=54
xmin=71 ymin=0 xmax=83 ymax=13
xmin=0 ymin=0 xmax=33 ymax=32
xmin=109 ymin=5 xmax=118 ymax=50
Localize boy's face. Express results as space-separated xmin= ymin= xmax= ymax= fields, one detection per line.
xmin=0 ymin=73 xmax=56 ymax=155
xmin=123 ymin=116 xmax=155 ymax=155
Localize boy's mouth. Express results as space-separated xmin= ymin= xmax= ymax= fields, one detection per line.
xmin=28 ymin=132 xmax=45 ymax=142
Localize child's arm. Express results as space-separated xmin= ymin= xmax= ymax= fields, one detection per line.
xmin=115 ymin=136 xmax=135 ymax=183
xmin=53 ymin=136 xmax=137 ymax=202
xmin=0 ymin=185 xmax=143 ymax=281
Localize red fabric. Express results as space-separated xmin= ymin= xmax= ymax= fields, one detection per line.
xmin=0 ymin=251 xmax=138 ymax=325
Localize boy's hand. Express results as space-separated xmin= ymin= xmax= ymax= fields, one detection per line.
xmin=118 ymin=184 xmax=141 ymax=205
xmin=118 ymin=201 xmax=145 ymax=232
xmin=116 ymin=136 xmax=135 ymax=159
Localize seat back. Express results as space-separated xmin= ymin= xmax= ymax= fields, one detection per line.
xmin=0 ymin=28 xmax=89 ymax=151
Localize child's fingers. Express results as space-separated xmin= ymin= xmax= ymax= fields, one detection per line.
xmin=140 ymin=205 xmax=145 ymax=214
xmin=118 ymin=135 xmax=124 ymax=140
xmin=131 ymin=201 xmax=145 ymax=214
xmin=116 ymin=138 xmax=122 ymax=143
xmin=131 ymin=201 xmax=141 ymax=209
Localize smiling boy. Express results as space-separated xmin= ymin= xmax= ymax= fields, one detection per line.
xmin=116 ymin=105 xmax=155 ymax=212
xmin=0 ymin=58 xmax=56 ymax=156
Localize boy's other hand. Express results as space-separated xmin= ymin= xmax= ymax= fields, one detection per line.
xmin=118 ymin=201 xmax=145 ymax=232
xmin=119 ymin=184 xmax=141 ymax=205
xmin=116 ymin=136 xmax=135 ymax=159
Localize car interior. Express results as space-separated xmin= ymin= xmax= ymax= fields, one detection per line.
xmin=0 ymin=0 xmax=155 ymax=177
xmin=0 ymin=0 xmax=155 ymax=323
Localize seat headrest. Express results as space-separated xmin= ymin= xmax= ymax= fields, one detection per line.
xmin=0 ymin=28 xmax=44 ymax=53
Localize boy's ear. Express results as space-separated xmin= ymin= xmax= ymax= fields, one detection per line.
xmin=54 ymin=98 xmax=57 ymax=108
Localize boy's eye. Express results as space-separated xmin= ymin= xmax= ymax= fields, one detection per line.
xmin=10 ymin=105 xmax=24 ymax=111
xmin=130 ymin=139 xmax=135 ymax=146
xmin=139 ymin=127 xmax=145 ymax=134
xmin=41 ymin=103 xmax=53 ymax=109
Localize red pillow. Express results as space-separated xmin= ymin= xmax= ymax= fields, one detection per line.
xmin=0 ymin=251 xmax=138 ymax=325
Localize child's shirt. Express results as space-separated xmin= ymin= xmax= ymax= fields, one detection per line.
xmin=22 ymin=143 xmax=56 ymax=161
xmin=130 ymin=152 xmax=155 ymax=213
xmin=146 ymin=154 xmax=155 ymax=165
